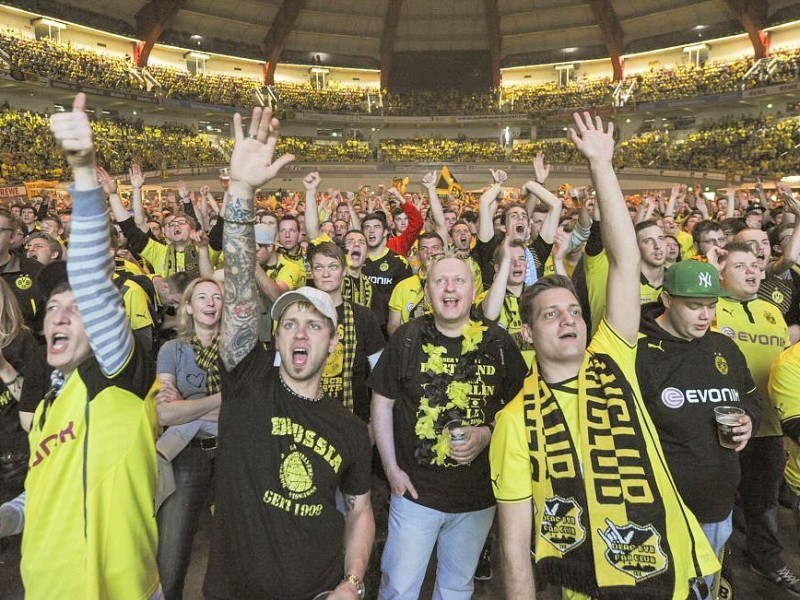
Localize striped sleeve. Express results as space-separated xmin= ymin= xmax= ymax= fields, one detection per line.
xmin=67 ymin=185 xmax=133 ymax=377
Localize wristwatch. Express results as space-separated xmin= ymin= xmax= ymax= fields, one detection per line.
xmin=342 ymin=573 xmax=365 ymax=599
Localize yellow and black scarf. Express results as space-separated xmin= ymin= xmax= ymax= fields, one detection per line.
xmin=342 ymin=273 xmax=373 ymax=309
xmin=523 ymin=353 xmax=718 ymax=599
xmin=192 ymin=335 xmax=220 ymax=394
xmin=322 ymin=302 xmax=356 ymax=412
xmin=166 ymin=244 xmax=200 ymax=279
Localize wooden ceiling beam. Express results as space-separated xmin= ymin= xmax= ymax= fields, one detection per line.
xmin=380 ymin=0 xmax=403 ymax=89
xmin=134 ymin=0 xmax=186 ymax=68
xmin=586 ymin=0 xmax=624 ymax=80
xmin=484 ymin=0 xmax=501 ymax=88
xmin=263 ymin=0 xmax=307 ymax=85
xmin=722 ymin=0 xmax=769 ymax=59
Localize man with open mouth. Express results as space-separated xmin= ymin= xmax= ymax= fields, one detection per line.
xmin=0 ymin=93 xmax=161 ymax=599
xmin=203 ymin=105 xmax=373 ymax=600
xmin=712 ymin=241 xmax=799 ymax=596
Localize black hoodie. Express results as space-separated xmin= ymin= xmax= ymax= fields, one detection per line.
xmin=636 ymin=303 xmax=762 ymax=522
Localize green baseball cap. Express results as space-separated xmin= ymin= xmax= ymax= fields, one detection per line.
xmin=663 ymin=260 xmax=722 ymax=298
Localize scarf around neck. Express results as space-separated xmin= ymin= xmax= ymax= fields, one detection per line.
xmin=321 ymin=301 xmax=356 ymax=412
xmin=522 ymin=347 xmax=718 ymax=599
xmin=192 ymin=335 xmax=220 ymax=394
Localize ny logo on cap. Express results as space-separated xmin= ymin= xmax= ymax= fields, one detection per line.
xmin=698 ymin=272 xmax=712 ymax=288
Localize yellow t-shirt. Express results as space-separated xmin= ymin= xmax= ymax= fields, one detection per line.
xmin=388 ymin=274 xmax=426 ymax=325
xmin=116 ymin=276 xmax=155 ymax=331
xmin=140 ymin=238 xmax=221 ymax=278
xmin=475 ymin=289 xmax=535 ymax=368
xmin=22 ymin=352 xmax=159 ymax=599
xmin=715 ymin=296 xmax=790 ymax=437
xmin=265 ymin=254 xmax=306 ymax=290
xmin=676 ymin=230 xmax=696 ymax=260
xmin=584 ymin=250 xmax=661 ymax=332
xmin=583 ymin=251 xmax=610 ymax=336
xmin=490 ymin=320 xmax=637 ymax=504
xmin=768 ymin=343 xmax=800 ymax=494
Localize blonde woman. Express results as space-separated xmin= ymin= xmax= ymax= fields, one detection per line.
xmin=155 ymin=277 xmax=223 ymax=600
xmin=0 ymin=278 xmax=49 ymax=504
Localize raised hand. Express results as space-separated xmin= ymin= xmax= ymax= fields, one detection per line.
xmin=533 ymin=152 xmax=551 ymax=184
xmin=177 ymin=180 xmax=189 ymax=200
xmin=129 ymin=163 xmax=145 ymax=189
xmin=303 ymin=171 xmax=321 ymax=192
xmin=229 ymin=107 xmax=295 ymax=197
xmin=568 ymin=111 xmax=615 ymax=164
xmin=421 ymin=171 xmax=438 ymax=188
xmin=49 ymin=93 xmax=95 ymax=170
xmin=490 ymin=169 xmax=508 ymax=185
xmin=96 ymin=166 xmax=118 ymax=196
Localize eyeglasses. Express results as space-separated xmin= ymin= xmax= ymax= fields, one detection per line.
xmin=698 ymin=237 xmax=726 ymax=246
xmin=168 ymin=219 xmax=189 ymax=227
xmin=312 ymin=263 xmax=341 ymax=273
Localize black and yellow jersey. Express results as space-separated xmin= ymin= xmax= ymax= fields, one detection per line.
xmin=715 ymin=296 xmax=790 ymax=437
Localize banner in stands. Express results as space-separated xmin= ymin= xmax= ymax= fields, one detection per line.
xmin=436 ymin=166 xmax=462 ymax=199
xmin=0 ymin=185 xmax=27 ymax=199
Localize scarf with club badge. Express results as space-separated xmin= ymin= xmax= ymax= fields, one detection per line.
xmin=522 ymin=327 xmax=718 ymax=599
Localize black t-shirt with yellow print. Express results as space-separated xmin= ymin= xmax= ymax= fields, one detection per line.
xmin=205 ymin=344 xmax=372 ymax=600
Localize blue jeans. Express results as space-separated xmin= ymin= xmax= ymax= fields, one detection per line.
xmin=156 ymin=443 xmax=215 ymax=600
xmin=693 ymin=513 xmax=733 ymax=600
xmin=378 ymin=495 xmax=496 ymax=600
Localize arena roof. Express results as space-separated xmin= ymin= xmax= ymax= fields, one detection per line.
xmin=13 ymin=0 xmax=800 ymax=82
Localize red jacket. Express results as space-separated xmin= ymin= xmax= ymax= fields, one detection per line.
xmin=387 ymin=201 xmax=423 ymax=257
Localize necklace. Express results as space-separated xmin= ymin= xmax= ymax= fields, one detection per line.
xmin=279 ymin=373 xmax=324 ymax=403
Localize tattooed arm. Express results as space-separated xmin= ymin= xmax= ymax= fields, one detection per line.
xmin=335 ymin=492 xmax=373 ymax=598
xmin=220 ymin=107 xmax=295 ymax=371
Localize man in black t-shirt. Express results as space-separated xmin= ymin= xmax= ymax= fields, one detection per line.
xmin=361 ymin=211 xmax=412 ymax=298
xmin=370 ymin=251 xmax=525 ymax=599
xmin=204 ymin=108 xmax=373 ymax=600
xmin=637 ymin=260 xmax=759 ymax=596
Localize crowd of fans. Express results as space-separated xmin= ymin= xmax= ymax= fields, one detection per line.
xmin=1 ymin=29 xmax=799 ymax=116
xmin=379 ymin=137 xmax=507 ymax=162
xmin=0 ymin=108 xmax=226 ymax=183
xmin=0 ymin=103 xmax=798 ymax=183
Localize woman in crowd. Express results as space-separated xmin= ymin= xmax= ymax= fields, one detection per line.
xmin=0 ymin=279 xmax=49 ymax=505
xmin=155 ymin=277 xmax=223 ymax=600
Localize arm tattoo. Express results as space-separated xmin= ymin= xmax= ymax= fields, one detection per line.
xmin=342 ymin=494 xmax=357 ymax=516
xmin=220 ymin=196 xmax=259 ymax=371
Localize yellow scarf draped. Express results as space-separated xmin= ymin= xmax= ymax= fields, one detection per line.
xmin=523 ymin=351 xmax=718 ymax=599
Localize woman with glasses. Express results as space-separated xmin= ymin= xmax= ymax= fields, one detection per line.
xmin=155 ymin=277 xmax=223 ymax=600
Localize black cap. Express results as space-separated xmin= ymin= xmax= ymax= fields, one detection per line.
xmin=36 ymin=260 xmax=69 ymax=300
xmin=745 ymin=203 xmax=765 ymax=215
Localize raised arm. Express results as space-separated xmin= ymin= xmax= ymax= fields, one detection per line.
xmin=345 ymin=192 xmax=360 ymax=230
xmin=768 ymin=184 xmax=800 ymax=276
xmin=220 ymin=107 xmax=295 ymax=371
xmin=521 ymin=180 xmax=560 ymax=244
xmin=96 ymin=166 xmax=129 ymax=224
xmin=569 ymin=112 xmax=639 ymax=344
xmin=481 ymin=235 xmax=512 ymax=321
xmin=303 ymin=171 xmax=322 ymax=239
xmin=478 ymin=170 xmax=507 ymax=242
xmin=128 ymin=163 xmax=150 ymax=233
xmin=50 ymin=93 xmax=133 ymax=376
xmin=421 ymin=171 xmax=449 ymax=244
